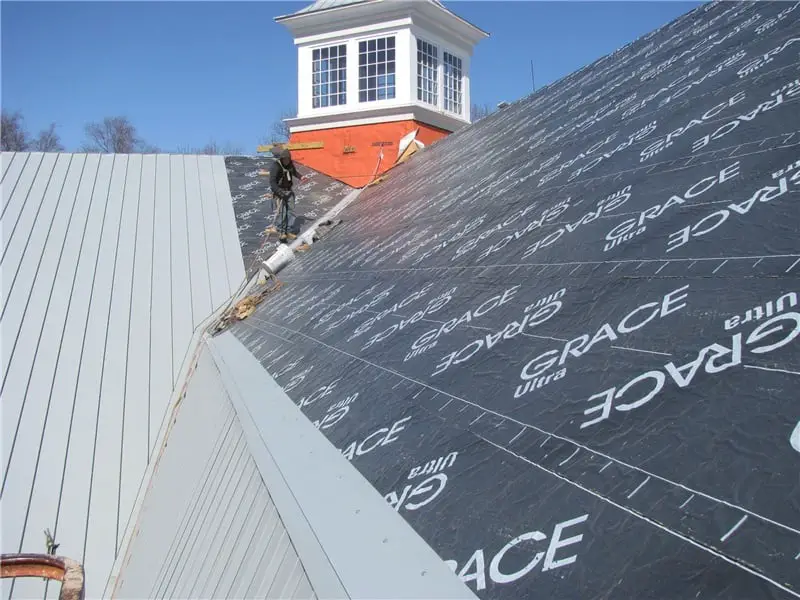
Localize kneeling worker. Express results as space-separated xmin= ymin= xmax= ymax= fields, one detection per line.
xmin=268 ymin=147 xmax=303 ymax=243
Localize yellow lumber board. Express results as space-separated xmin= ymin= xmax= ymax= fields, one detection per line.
xmin=257 ymin=141 xmax=325 ymax=152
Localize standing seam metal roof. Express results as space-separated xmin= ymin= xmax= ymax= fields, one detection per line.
xmin=0 ymin=152 xmax=245 ymax=599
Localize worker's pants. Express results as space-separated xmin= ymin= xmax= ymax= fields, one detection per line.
xmin=274 ymin=192 xmax=297 ymax=234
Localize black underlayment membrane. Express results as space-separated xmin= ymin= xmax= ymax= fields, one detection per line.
xmin=230 ymin=2 xmax=800 ymax=598
xmin=226 ymin=156 xmax=352 ymax=275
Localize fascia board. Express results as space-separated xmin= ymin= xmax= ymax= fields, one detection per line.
xmin=286 ymin=104 xmax=466 ymax=133
xmin=411 ymin=22 xmax=470 ymax=60
xmin=415 ymin=2 xmax=489 ymax=47
xmin=287 ymin=110 xmax=419 ymax=132
xmin=295 ymin=17 xmax=412 ymax=46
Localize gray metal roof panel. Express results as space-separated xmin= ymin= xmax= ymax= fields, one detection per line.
xmin=0 ymin=152 xmax=245 ymax=599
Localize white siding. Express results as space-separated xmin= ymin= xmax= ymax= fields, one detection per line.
xmin=0 ymin=152 xmax=245 ymax=600
xmin=112 ymin=345 xmax=315 ymax=600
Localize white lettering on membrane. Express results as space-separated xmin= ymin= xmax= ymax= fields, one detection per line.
xmin=521 ymin=186 xmax=633 ymax=260
xmin=411 ymin=215 xmax=488 ymax=266
xmin=603 ymin=163 xmax=740 ymax=252
xmin=407 ymin=451 xmax=458 ymax=479
xmin=567 ymin=120 xmax=658 ymax=183
xmin=692 ymin=80 xmax=798 ymax=153
xmin=460 ymin=200 xmax=570 ymax=263
xmin=538 ymin=122 xmax=657 ymax=187
xmin=315 ymin=283 xmax=394 ymax=333
xmin=639 ymin=90 xmax=747 ymax=162
xmin=299 ymin=378 xmax=340 ymax=408
xmin=340 ymin=416 xmax=412 ymax=461
xmin=520 ymin=286 xmax=689 ymax=383
xmin=384 ymin=451 xmax=458 ymax=513
xmin=725 ymin=293 xmax=797 ymax=331
xmin=284 ymin=364 xmax=314 ymax=393
xmin=358 ymin=286 xmax=457 ymax=350
xmin=772 ymin=158 xmax=800 ymax=181
xmin=754 ymin=1 xmax=800 ymax=35
xmin=433 ymin=288 xmax=567 ymax=377
xmin=444 ymin=514 xmax=590 ymax=591
xmin=581 ymin=310 xmax=800 ymax=429
xmin=348 ymin=282 xmax=437 ymax=340
xmin=737 ymin=37 xmax=800 ymax=79
xmin=653 ymin=51 xmax=746 ymax=111
xmin=405 ymin=286 xmax=520 ymax=362
xmin=311 ymin=392 xmax=358 ymax=431
xmin=667 ymin=162 xmax=800 ymax=253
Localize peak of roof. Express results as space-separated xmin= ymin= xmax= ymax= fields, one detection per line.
xmin=283 ymin=0 xmax=448 ymax=18
xmin=290 ymin=0 xmax=376 ymax=17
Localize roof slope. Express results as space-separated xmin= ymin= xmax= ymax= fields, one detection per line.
xmin=0 ymin=152 xmax=244 ymax=599
xmin=110 ymin=341 xmax=318 ymax=600
xmin=289 ymin=0 xmax=372 ymax=16
xmin=225 ymin=156 xmax=352 ymax=275
xmin=229 ymin=1 xmax=800 ymax=598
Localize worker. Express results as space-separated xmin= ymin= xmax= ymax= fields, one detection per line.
xmin=267 ymin=147 xmax=303 ymax=243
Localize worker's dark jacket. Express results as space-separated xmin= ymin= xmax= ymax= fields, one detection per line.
xmin=269 ymin=159 xmax=300 ymax=197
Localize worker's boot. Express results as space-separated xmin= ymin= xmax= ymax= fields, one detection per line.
xmin=265 ymin=225 xmax=278 ymax=235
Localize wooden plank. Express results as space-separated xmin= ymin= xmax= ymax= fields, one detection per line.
xmin=257 ymin=141 xmax=324 ymax=153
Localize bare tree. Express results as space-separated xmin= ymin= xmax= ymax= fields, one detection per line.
xmin=2 ymin=111 xmax=30 ymax=151
xmin=265 ymin=110 xmax=293 ymax=144
xmin=32 ymin=123 xmax=65 ymax=152
xmin=174 ymin=140 xmax=243 ymax=155
xmin=195 ymin=140 xmax=243 ymax=155
xmin=471 ymin=103 xmax=494 ymax=123
xmin=82 ymin=116 xmax=157 ymax=153
xmin=2 ymin=111 xmax=66 ymax=152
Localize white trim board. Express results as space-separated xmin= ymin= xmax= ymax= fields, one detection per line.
xmin=206 ymin=331 xmax=479 ymax=600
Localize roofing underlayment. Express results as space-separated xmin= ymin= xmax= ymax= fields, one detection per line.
xmin=226 ymin=156 xmax=352 ymax=275
xmin=228 ymin=1 xmax=800 ymax=598
xmin=2 ymin=1 xmax=799 ymax=599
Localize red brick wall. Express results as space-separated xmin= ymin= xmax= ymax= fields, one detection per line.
xmin=289 ymin=120 xmax=450 ymax=188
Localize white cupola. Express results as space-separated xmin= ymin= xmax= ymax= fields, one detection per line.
xmin=275 ymin=0 xmax=489 ymax=134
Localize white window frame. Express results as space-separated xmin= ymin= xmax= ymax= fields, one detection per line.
xmin=416 ymin=38 xmax=439 ymax=107
xmin=311 ymin=43 xmax=348 ymax=109
xmin=443 ymin=50 xmax=464 ymax=116
xmin=357 ymin=34 xmax=397 ymax=103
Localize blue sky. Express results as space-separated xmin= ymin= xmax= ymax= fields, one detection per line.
xmin=2 ymin=1 xmax=701 ymax=153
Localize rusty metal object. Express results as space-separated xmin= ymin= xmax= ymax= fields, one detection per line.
xmin=0 ymin=554 xmax=85 ymax=600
